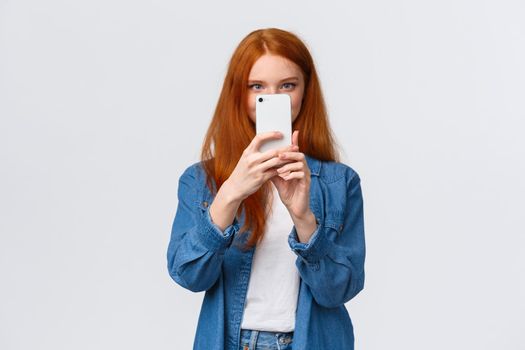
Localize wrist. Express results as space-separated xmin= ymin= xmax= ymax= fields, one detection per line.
xmin=209 ymin=181 xmax=243 ymax=233
xmin=290 ymin=208 xmax=315 ymax=223
xmin=219 ymin=179 xmax=244 ymax=205
xmin=291 ymin=210 xmax=317 ymax=243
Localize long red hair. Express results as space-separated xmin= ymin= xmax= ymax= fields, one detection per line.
xmin=201 ymin=28 xmax=339 ymax=249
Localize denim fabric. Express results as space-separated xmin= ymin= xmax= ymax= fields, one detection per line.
xmin=167 ymin=155 xmax=366 ymax=350
xmin=239 ymin=329 xmax=293 ymax=350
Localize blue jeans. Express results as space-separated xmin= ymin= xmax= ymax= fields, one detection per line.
xmin=239 ymin=329 xmax=294 ymax=350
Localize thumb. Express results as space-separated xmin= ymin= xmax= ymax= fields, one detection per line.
xmin=292 ymin=130 xmax=299 ymax=148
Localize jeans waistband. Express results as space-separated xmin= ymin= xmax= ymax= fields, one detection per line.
xmin=240 ymin=329 xmax=294 ymax=336
xmin=239 ymin=329 xmax=294 ymax=349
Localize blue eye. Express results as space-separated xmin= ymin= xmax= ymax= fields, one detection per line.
xmin=249 ymin=83 xmax=263 ymax=90
xmin=281 ymin=82 xmax=296 ymax=89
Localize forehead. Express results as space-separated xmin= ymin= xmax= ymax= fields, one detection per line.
xmin=248 ymin=54 xmax=302 ymax=81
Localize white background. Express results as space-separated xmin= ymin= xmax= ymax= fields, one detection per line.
xmin=1 ymin=0 xmax=524 ymax=349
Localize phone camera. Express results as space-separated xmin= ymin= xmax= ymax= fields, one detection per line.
xmin=258 ymin=97 xmax=263 ymax=102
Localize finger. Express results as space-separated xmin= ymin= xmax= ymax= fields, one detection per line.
xmin=282 ymin=171 xmax=305 ymax=181
xmin=250 ymin=148 xmax=280 ymax=165
xmin=250 ymin=143 xmax=294 ymax=166
xmin=262 ymin=167 xmax=280 ymax=182
xmin=279 ymin=151 xmax=306 ymax=162
xmin=255 ymin=154 xmax=295 ymax=173
xmin=248 ymin=131 xmax=283 ymax=152
xmin=292 ymin=130 xmax=299 ymax=148
xmin=276 ymin=161 xmax=304 ymax=174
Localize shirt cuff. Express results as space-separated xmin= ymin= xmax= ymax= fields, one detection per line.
xmin=288 ymin=218 xmax=329 ymax=263
xmin=196 ymin=206 xmax=238 ymax=251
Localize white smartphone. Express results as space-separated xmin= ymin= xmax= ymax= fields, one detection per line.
xmin=255 ymin=93 xmax=292 ymax=153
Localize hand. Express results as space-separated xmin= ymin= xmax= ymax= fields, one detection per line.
xmin=270 ymin=130 xmax=313 ymax=220
xmin=223 ymin=131 xmax=295 ymax=202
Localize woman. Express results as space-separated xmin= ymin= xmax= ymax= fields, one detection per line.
xmin=167 ymin=28 xmax=366 ymax=350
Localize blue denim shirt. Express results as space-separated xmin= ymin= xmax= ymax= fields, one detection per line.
xmin=167 ymin=155 xmax=366 ymax=350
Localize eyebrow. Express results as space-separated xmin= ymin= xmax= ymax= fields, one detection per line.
xmin=247 ymin=76 xmax=300 ymax=83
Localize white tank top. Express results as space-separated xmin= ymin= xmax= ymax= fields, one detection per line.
xmin=240 ymin=183 xmax=300 ymax=332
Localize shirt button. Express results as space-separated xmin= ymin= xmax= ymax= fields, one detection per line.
xmin=338 ymin=224 xmax=343 ymax=231
xmin=203 ymin=201 xmax=208 ymax=207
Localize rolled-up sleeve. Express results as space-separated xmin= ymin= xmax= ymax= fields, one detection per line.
xmin=288 ymin=170 xmax=366 ymax=308
xmin=167 ymin=165 xmax=239 ymax=292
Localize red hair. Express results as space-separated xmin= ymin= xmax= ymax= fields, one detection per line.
xmin=201 ymin=28 xmax=339 ymax=249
